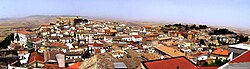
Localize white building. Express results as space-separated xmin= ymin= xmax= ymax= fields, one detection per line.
xmin=132 ymin=35 xmax=142 ymax=42
xmin=14 ymin=30 xmax=36 ymax=47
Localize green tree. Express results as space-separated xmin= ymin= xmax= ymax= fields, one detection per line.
xmin=209 ymin=58 xmax=230 ymax=66
xmin=0 ymin=33 xmax=14 ymax=49
xmin=15 ymin=33 xmax=20 ymax=41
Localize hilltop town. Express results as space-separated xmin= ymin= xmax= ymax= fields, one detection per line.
xmin=0 ymin=16 xmax=250 ymax=69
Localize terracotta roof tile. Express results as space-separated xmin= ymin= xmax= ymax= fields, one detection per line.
xmin=28 ymin=52 xmax=44 ymax=64
xmin=29 ymin=38 xmax=40 ymax=42
xmin=212 ymin=48 xmax=228 ymax=56
xmin=125 ymin=49 xmax=140 ymax=58
xmin=143 ymin=57 xmax=197 ymax=69
xmin=40 ymin=24 xmax=51 ymax=27
xmin=141 ymin=53 xmax=161 ymax=60
xmin=146 ymin=37 xmax=153 ymax=41
xmin=133 ymin=35 xmax=142 ymax=38
xmin=68 ymin=62 xmax=82 ymax=69
xmin=155 ymin=45 xmax=193 ymax=59
xmin=88 ymin=43 xmax=103 ymax=47
xmin=16 ymin=30 xmax=34 ymax=35
xmin=146 ymin=34 xmax=159 ymax=37
xmin=45 ymin=64 xmax=59 ymax=69
xmin=144 ymin=26 xmax=152 ymax=29
xmin=51 ymin=42 xmax=66 ymax=47
xmin=193 ymin=51 xmax=208 ymax=57
xmin=94 ymin=49 xmax=101 ymax=53
xmin=198 ymin=66 xmax=218 ymax=69
xmin=230 ymin=50 xmax=250 ymax=63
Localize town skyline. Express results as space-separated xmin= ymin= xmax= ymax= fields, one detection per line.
xmin=0 ymin=16 xmax=249 ymax=69
xmin=1 ymin=0 xmax=250 ymax=69
xmin=1 ymin=0 xmax=250 ymax=29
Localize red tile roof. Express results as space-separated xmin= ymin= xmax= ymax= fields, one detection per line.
xmin=230 ymin=50 xmax=250 ymax=63
xmin=68 ymin=62 xmax=82 ymax=69
xmin=144 ymin=26 xmax=152 ymax=29
xmin=16 ymin=30 xmax=34 ymax=35
xmin=146 ymin=37 xmax=153 ymax=41
xmin=88 ymin=43 xmax=103 ymax=47
xmin=95 ymin=49 xmax=101 ymax=53
xmin=133 ymin=35 xmax=142 ymax=38
xmin=146 ymin=34 xmax=159 ymax=37
xmin=193 ymin=51 xmax=208 ymax=57
xmin=45 ymin=64 xmax=59 ymax=69
xmin=51 ymin=42 xmax=66 ymax=47
xmin=198 ymin=66 xmax=218 ymax=69
xmin=212 ymin=48 xmax=228 ymax=56
xmin=29 ymin=38 xmax=40 ymax=42
xmin=177 ymin=32 xmax=186 ymax=34
xmin=105 ymin=29 xmax=110 ymax=33
xmin=40 ymin=24 xmax=51 ymax=27
xmin=143 ymin=56 xmax=197 ymax=69
xmin=28 ymin=52 xmax=44 ymax=64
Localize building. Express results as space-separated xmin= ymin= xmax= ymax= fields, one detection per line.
xmin=228 ymin=43 xmax=250 ymax=59
xmin=79 ymin=53 xmax=141 ymax=69
xmin=155 ymin=45 xmax=193 ymax=59
xmin=28 ymin=52 xmax=44 ymax=68
xmin=132 ymin=35 xmax=142 ymax=42
xmin=65 ymin=52 xmax=84 ymax=63
xmin=141 ymin=56 xmax=197 ymax=69
xmin=14 ymin=30 xmax=36 ymax=47
xmin=218 ymin=50 xmax=250 ymax=69
xmin=211 ymin=48 xmax=228 ymax=59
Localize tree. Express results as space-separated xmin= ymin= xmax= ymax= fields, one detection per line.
xmin=236 ymin=36 xmax=249 ymax=43
xmin=209 ymin=29 xmax=236 ymax=35
xmin=209 ymin=58 xmax=230 ymax=66
xmin=0 ymin=33 xmax=14 ymax=49
xmin=15 ymin=33 xmax=20 ymax=41
xmin=200 ymin=39 xmax=206 ymax=45
xmin=198 ymin=25 xmax=208 ymax=29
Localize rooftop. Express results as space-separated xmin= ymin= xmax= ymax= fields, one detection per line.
xmin=212 ymin=48 xmax=228 ymax=56
xmin=155 ymin=45 xmax=193 ymax=59
xmin=142 ymin=56 xmax=197 ymax=69
xmin=141 ymin=53 xmax=161 ymax=60
xmin=230 ymin=50 xmax=250 ymax=63
xmin=229 ymin=43 xmax=250 ymax=50
xmin=16 ymin=30 xmax=34 ymax=35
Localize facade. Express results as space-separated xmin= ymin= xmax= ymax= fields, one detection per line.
xmin=14 ymin=30 xmax=36 ymax=47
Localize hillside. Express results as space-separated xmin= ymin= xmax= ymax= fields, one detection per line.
xmin=0 ymin=15 xmax=249 ymax=42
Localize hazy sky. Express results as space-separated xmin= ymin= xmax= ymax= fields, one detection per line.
xmin=0 ymin=0 xmax=250 ymax=29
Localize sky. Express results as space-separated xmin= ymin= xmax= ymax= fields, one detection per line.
xmin=0 ymin=0 xmax=250 ymax=29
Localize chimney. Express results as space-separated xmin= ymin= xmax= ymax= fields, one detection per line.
xmin=56 ymin=54 xmax=65 ymax=68
xmin=44 ymin=51 xmax=48 ymax=62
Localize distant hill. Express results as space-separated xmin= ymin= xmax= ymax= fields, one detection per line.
xmin=0 ymin=15 xmax=249 ymax=34
xmin=0 ymin=15 xmax=62 ymax=28
xmin=0 ymin=15 xmax=142 ymax=28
